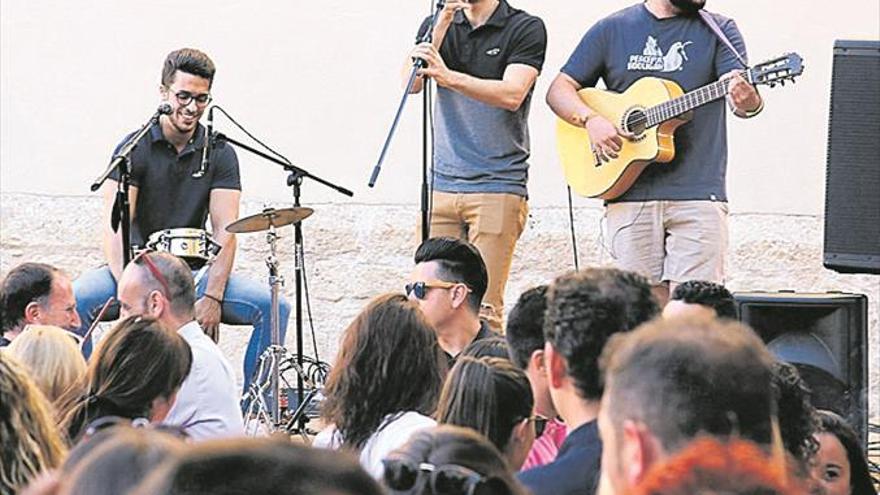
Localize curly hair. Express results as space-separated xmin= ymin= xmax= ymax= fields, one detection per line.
xmin=628 ymin=436 xmax=807 ymax=495
xmin=670 ymin=280 xmax=737 ymax=319
xmin=771 ymin=361 xmax=820 ymax=464
xmin=321 ymin=294 xmax=443 ymax=451
xmin=544 ymin=268 xmax=658 ymax=400
xmin=0 ymin=353 xmax=67 ymax=494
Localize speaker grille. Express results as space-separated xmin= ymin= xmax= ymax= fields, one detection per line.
xmin=823 ymin=40 xmax=880 ymax=274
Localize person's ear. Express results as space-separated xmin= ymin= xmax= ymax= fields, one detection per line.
xmin=545 ymin=343 xmax=567 ymax=389
xmin=530 ymin=348 xmax=546 ymax=373
xmin=146 ymin=291 xmax=166 ymax=318
xmin=24 ymin=301 xmax=43 ymax=324
xmin=621 ymin=419 xmax=659 ymax=486
xmin=450 ymin=284 xmax=470 ymax=309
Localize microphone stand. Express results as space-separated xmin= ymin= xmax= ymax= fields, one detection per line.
xmin=90 ymin=104 xmax=170 ymax=267
xmin=368 ymin=0 xmax=445 ymax=242
xmin=214 ymin=131 xmax=352 ymax=432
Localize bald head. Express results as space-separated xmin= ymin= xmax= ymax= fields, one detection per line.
xmin=117 ymin=252 xmax=196 ymax=322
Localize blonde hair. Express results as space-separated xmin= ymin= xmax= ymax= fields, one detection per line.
xmin=0 ymin=353 xmax=67 ymax=494
xmin=6 ymin=325 xmax=86 ymax=404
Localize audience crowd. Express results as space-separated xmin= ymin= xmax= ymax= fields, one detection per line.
xmin=1 ymin=236 xmax=877 ymax=495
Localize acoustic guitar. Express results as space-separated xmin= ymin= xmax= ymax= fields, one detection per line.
xmin=556 ymin=53 xmax=804 ymax=199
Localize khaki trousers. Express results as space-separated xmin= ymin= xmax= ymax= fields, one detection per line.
xmin=425 ymin=191 xmax=528 ymax=331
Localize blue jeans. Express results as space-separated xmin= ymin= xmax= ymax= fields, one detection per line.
xmin=73 ymin=265 xmax=290 ymax=391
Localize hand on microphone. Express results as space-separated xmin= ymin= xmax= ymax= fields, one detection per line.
xmin=439 ymin=0 xmax=471 ymax=22
xmin=412 ymin=43 xmax=455 ymax=88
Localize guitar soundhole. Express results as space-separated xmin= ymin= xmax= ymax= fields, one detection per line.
xmin=622 ymin=107 xmax=648 ymax=139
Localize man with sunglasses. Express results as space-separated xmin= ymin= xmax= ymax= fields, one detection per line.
xmin=74 ymin=48 xmax=290 ymax=390
xmin=116 ymin=251 xmax=243 ymax=441
xmin=407 ymin=237 xmax=496 ymax=369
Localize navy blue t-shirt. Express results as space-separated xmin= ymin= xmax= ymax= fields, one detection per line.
xmin=561 ymin=4 xmax=747 ymax=202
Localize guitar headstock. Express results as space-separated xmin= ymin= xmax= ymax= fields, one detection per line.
xmin=748 ymin=53 xmax=805 ymax=87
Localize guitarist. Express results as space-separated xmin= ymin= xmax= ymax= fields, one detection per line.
xmin=547 ymin=0 xmax=762 ymax=305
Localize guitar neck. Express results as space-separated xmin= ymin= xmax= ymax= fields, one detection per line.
xmin=646 ymin=70 xmax=747 ymax=127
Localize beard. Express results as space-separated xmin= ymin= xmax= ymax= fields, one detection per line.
xmin=669 ymin=0 xmax=706 ymax=15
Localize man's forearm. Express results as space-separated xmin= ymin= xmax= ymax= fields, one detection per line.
xmin=547 ymin=74 xmax=593 ymax=126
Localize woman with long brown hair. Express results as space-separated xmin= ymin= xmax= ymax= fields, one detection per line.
xmin=435 ymin=356 xmax=537 ymax=471
xmin=315 ymin=293 xmax=444 ymax=478
xmin=58 ymin=316 xmax=192 ymax=444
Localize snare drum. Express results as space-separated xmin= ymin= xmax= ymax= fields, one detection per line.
xmin=145 ymin=228 xmax=221 ymax=262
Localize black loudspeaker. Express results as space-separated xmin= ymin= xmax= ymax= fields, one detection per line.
xmin=734 ymin=291 xmax=869 ymax=443
xmin=823 ymin=40 xmax=880 ymax=274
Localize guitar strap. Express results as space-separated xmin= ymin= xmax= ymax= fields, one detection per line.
xmin=699 ymin=10 xmax=749 ymax=69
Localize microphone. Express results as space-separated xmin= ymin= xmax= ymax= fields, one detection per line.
xmin=194 ymin=106 xmax=213 ymax=178
xmin=157 ymin=102 xmax=173 ymax=116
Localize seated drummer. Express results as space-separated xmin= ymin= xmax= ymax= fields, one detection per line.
xmin=74 ymin=48 xmax=290 ymax=391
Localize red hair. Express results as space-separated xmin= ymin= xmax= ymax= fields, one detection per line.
xmin=628 ymin=436 xmax=806 ymax=495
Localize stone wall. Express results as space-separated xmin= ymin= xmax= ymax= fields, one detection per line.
xmin=2 ymin=192 xmax=877 ymax=421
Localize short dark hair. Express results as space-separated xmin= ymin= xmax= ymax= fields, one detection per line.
xmin=436 ymin=357 xmax=533 ymax=453
xmin=414 ymin=237 xmax=487 ymax=314
xmin=601 ymin=318 xmax=777 ymax=453
xmin=0 ymin=263 xmax=60 ymax=333
xmin=134 ymin=438 xmax=384 ymax=495
xmin=544 ymin=268 xmax=658 ymax=400
xmin=161 ymin=48 xmax=216 ymax=88
xmin=131 ymin=252 xmax=196 ymax=318
xmin=505 ymin=285 xmax=548 ymax=369
xmin=670 ymin=280 xmax=737 ymax=319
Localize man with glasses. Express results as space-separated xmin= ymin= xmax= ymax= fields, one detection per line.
xmin=74 ymin=48 xmax=290 ymax=392
xmin=407 ymin=237 xmax=496 ymax=369
xmin=1 ymin=262 xmax=81 ymax=346
xmin=116 ymin=251 xmax=243 ymax=440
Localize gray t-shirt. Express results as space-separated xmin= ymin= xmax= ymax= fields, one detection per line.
xmin=561 ymin=4 xmax=747 ymax=202
xmin=420 ymin=1 xmax=547 ymax=197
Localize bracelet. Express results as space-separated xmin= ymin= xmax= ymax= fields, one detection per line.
xmin=203 ymin=293 xmax=223 ymax=305
xmin=571 ymin=112 xmax=593 ymax=128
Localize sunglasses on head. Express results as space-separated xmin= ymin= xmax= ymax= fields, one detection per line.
xmin=405 ymin=280 xmax=471 ymax=300
xmin=382 ymin=458 xmax=490 ymax=495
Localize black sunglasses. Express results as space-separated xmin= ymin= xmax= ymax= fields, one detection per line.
xmin=405 ymin=280 xmax=470 ymax=300
xmin=382 ymin=458 xmax=489 ymax=495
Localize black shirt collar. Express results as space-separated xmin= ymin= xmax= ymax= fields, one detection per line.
xmin=149 ymin=121 xmax=206 ymax=154
xmin=454 ymin=0 xmax=515 ymax=29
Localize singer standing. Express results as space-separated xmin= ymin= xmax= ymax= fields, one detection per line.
xmin=408 ymin=0 xmax=546 ymax=330
xmin=74 ymin=48 xmax=290 ymax=390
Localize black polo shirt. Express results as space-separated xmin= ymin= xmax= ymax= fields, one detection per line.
xmin=417 ymin=1 xmax=547 ymax=197
xmin=109 ymin=122 xmax=240 ymax=247
xmin=418 ymin=0 xmax=546 ymax=78
xmin=443 ymin=319 xmax=497 ymax=369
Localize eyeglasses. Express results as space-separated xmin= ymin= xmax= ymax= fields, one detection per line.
xmin=168 ymin=89 xmax=212 ymax=107
xmin=133 ymin=250 xmax=172 ymax=298
xmin=405 ymin=280 xmax=471 ymax=300
xmin=382 ymin=459 xmax=490 ymax=495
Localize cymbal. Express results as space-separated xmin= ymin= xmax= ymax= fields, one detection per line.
xmin=226 ymin=207 xmax=314 ymax=234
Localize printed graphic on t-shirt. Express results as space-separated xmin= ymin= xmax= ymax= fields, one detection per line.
xmin=627 ymin=36 xmax=693 ymax=72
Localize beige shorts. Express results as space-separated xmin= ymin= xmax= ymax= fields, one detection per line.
xmin=605 ymin=200 xmax=728 ymax=285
